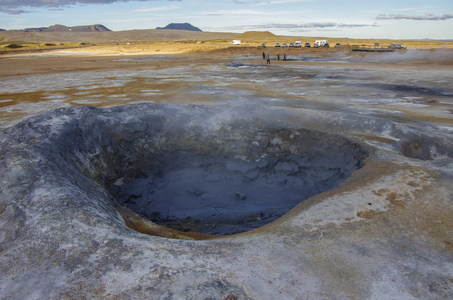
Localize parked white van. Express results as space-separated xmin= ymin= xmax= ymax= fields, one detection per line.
xmin=314 ymin=40 xmax=328 ymax=47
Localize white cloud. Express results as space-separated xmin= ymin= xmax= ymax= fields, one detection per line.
xmin=254 ymin=0 xmax=314 ymax=6
xmin=205 ymin=9 xmax=270 ymax=16
xmin=0 ymin=0 xmax=180 ymax=14
xmin=376 ymin=13 xmax=453 ymax=21
xmin=208 ymin=21 xmax=376 ymax=32
xmin=134 ymin=4 xmax=178 ymax=13
xmin=234 ymin=0 xmax=312 ymax=4
xmin=0 ymin=7 xmax=27 ymax=14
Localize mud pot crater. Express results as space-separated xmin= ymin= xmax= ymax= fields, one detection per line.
xmin=5 ymin=103 xmax=370 ymax=237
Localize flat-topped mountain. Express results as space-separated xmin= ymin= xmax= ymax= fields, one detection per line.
xmin=21 ymin=24 xmax=111 ymax=32
xmin=156 ymin=23 xmax=202 ymax=32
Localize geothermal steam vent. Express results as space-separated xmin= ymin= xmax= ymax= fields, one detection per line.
xmin=6 ymin=103 xmax=368 ymax=237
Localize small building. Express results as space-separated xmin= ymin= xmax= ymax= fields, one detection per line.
xmin=233 ymin=40 xmax=241 ymax=45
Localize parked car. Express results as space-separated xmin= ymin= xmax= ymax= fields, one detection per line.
xmin=289 ymin=43 xmax=295 ymax=47
xmin=261 ymin=43 xmax=266 ymax=47
xmin=304 ymin=42 xmax=310 ymax=47
xmin=335 ymin=43 xmax=341 ymax=47
xmin=295 ymin=41 xmax=302 ymax=47
xmin=324 ymin=43 xmax=330 ymax=47
xmin=282 ymin=43 xmax=288 ymax=47
xmin=389 ymin=44 xmax=407 ymax=49
xmin=275 ymin=43 xmax=281 ymax=47
xmin=313 ymin=44 xmax=319 ymax=48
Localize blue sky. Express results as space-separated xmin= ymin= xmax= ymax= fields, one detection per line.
xmin=1 ymin=0 xmax=452 ymax=39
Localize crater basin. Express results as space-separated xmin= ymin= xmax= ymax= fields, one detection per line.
xmin=109 ymin=126 xmax=368 ymax=235
xmin=6 ymin=103 xmax=369 ymax=237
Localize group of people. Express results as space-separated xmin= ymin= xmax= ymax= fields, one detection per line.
xmin=262 ymin=52 xmax=287 ymax=64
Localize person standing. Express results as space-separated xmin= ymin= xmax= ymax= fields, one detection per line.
xmin=266 ymin=54 xmax=271 ymax=64
xmin=262 ymin=52 xmax=266 ymax=59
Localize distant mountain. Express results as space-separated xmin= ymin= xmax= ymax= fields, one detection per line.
xmin=0 ymin=29 xmax=6 ymax=32
xmin=233 ymin=31 xmax=279 ymax=41
xmin=156 ymin=23 xmax=202 ymax=32
xmin=22 ymin=24 xmax=111 ymax=32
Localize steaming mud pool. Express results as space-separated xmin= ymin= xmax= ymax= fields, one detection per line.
xmin=103 ymin=106 xmax=368 ymax=235
xmin=0 ymin=50 xmax=453 ymax=299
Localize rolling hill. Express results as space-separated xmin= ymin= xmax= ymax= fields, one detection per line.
xmin=22 ymin=24 xmax=111 ymax=32
xmin=0 ymin=28 xmax=236 ymax=44
xmin=233 ymin=31 xmax=279 ymax=41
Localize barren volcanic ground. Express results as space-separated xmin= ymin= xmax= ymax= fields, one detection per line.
xmin=0 ymin=45 xmax=453 ymax=299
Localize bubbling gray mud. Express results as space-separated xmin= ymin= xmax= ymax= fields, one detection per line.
xmin=3 ymin=103 xmax=368 ymax=236
xmin=109 ymin=126 xmax=367 ymax=235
